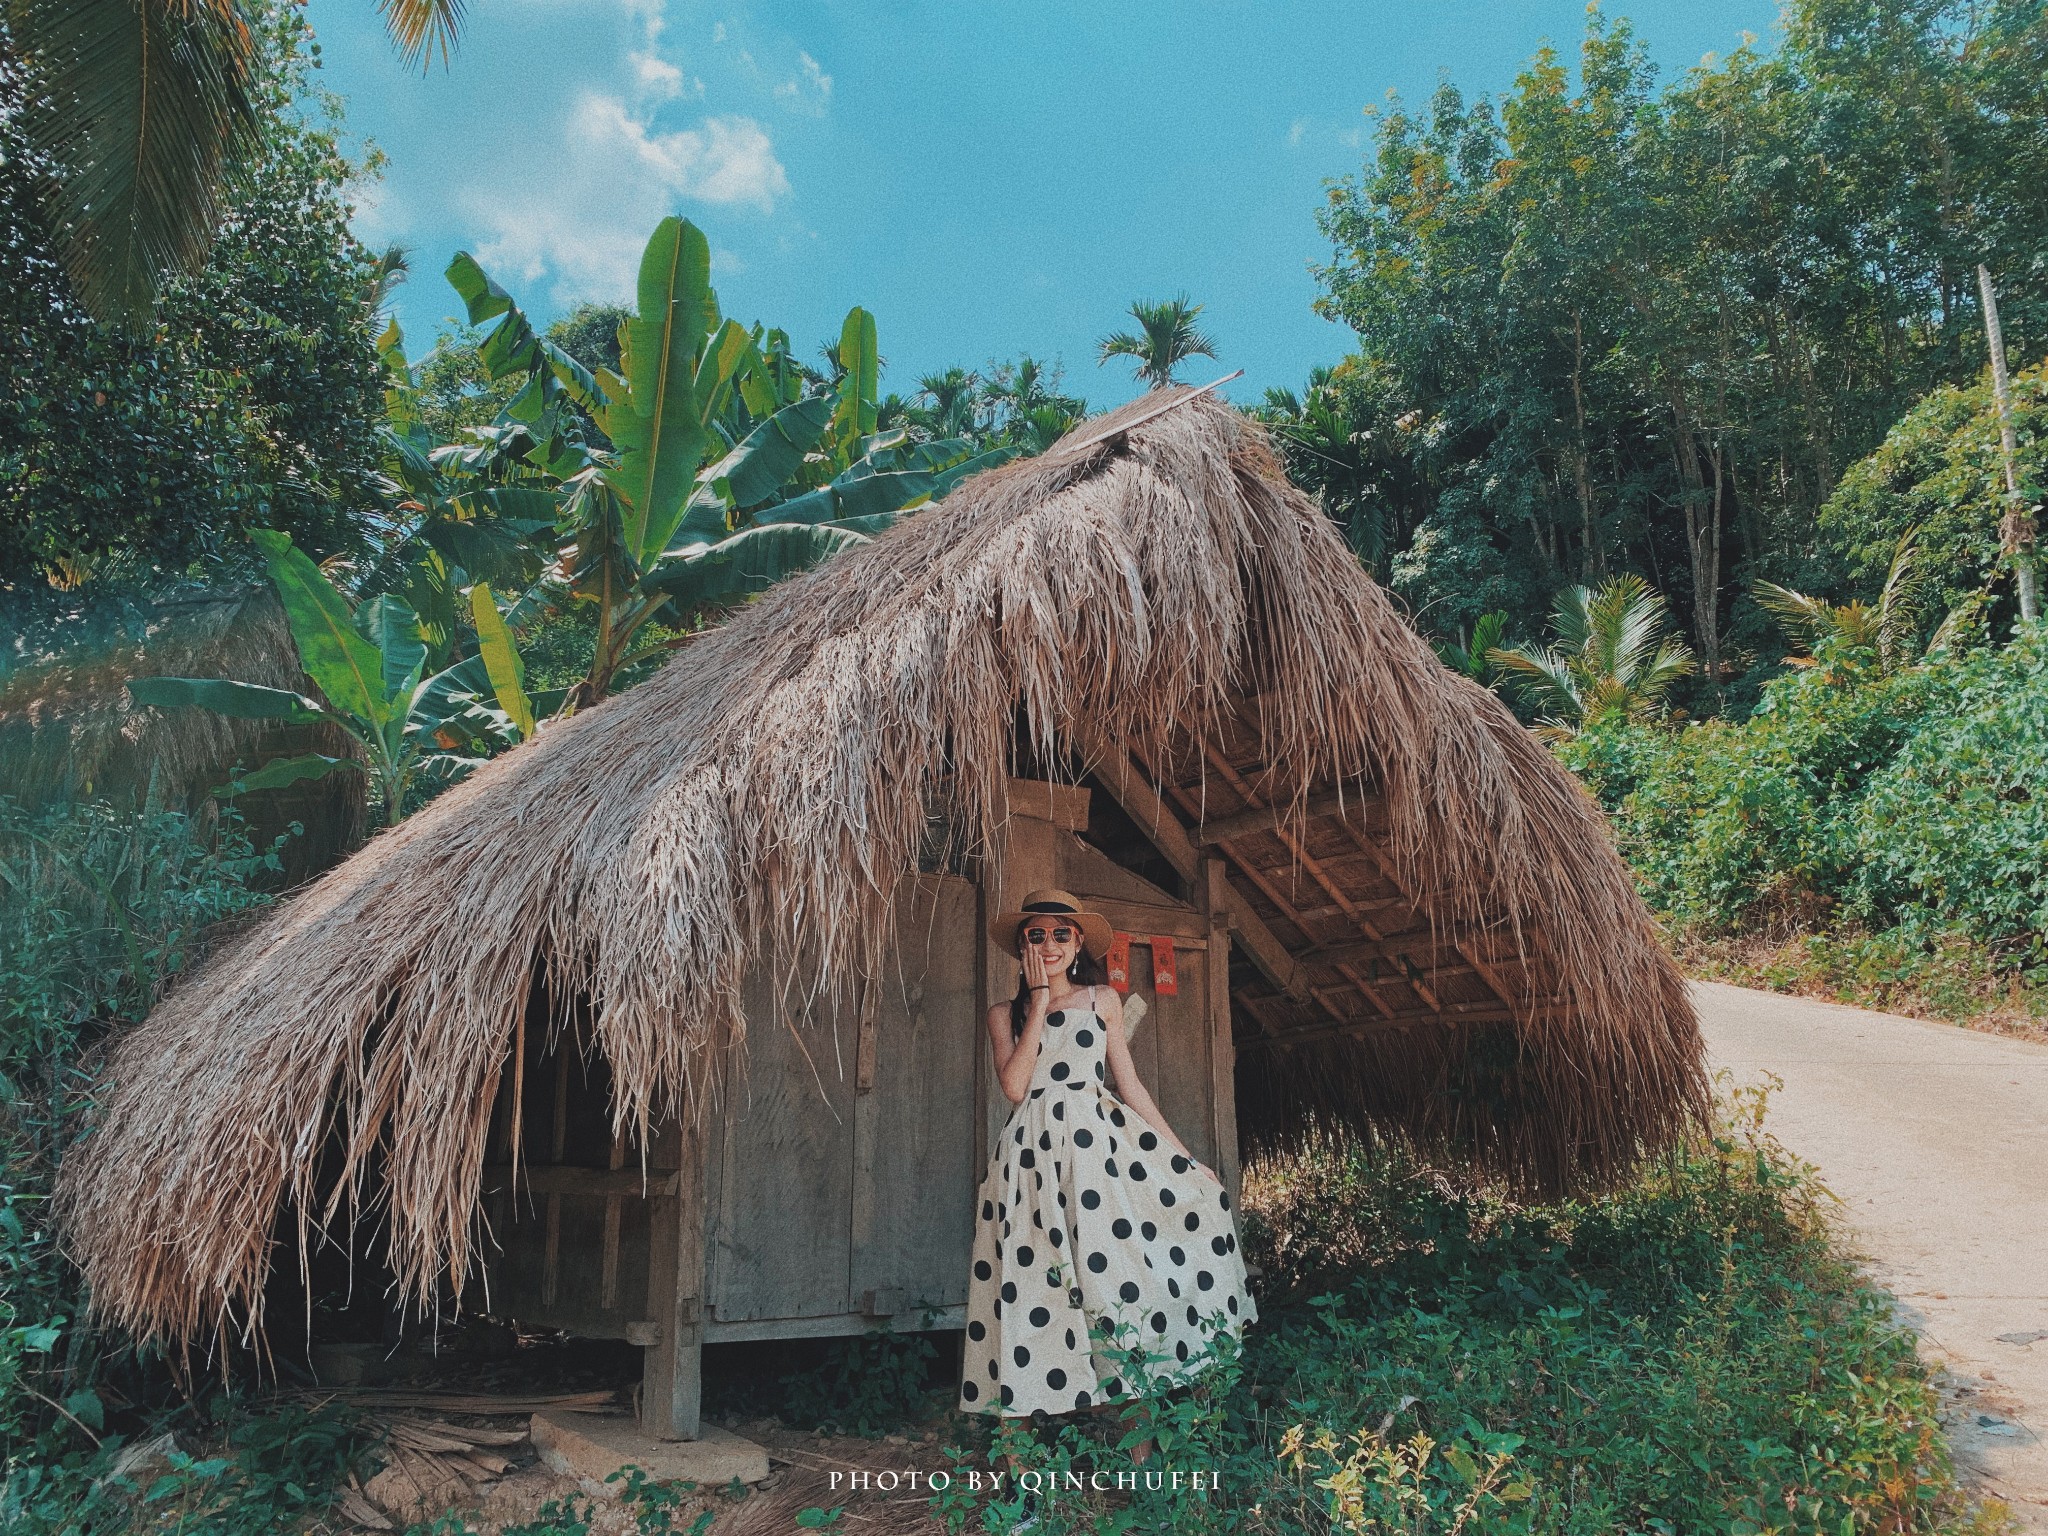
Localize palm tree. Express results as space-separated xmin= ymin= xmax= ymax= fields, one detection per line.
xmin=1753 ymin=529 xmax=1928 ymax=675
xmin=1488 ymin=574 xmax=1695 ymax=734
xmin=915 ymin=367 xmax=981 ymax=438
xmin=7 ymin=0 xmax=466 ymax=330
xmin=1097 ymin=296 xmax=1217 ymax=389
xmin=1435 ymin=611 xmax=1511 ymax=689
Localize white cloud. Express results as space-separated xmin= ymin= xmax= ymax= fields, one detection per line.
xmin=1288 ymin=117 xmax=1308 ymax=147
xmin=631 ymin=51 xmax=687 ymax=99
xmin=464 ymin=95 xmax=788 ymax=305
xmin=773 ymin=50 xmax=831 ymax=113
xmin=578 ymin=96 xmax=789 ymax=208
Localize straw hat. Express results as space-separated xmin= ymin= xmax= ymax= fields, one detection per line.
xmin=989 ymin=888 xmax=1115 ymax=959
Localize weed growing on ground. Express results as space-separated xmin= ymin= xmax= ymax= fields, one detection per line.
xmin=922 ymin=1077 xmax=1991 ymax=1534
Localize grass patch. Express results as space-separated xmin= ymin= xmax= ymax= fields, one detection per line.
xmin=921 ymin=1075 xmax=1997 ymax=1535
xmin=1678 ymin=930 xmax=2048 ymax=1045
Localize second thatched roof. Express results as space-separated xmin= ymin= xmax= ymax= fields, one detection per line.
xmin=59 ymin=389 xmax=1707 ymax=1347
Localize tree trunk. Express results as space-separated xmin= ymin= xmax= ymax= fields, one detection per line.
xmin=1571 ymin=311 xmax=1601 ymax=581
xmin=1978 ymin=264 xmax=2040 ymax=623
xmin=1667 ymin=380 xmax=1722 ymax=705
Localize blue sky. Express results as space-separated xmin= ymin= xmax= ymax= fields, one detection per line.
xmin=303 ymin=0 xmax=1779 ymax=411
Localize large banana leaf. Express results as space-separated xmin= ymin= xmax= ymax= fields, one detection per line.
xmin=126 ymin=676 xmax=323 ymax=723
xmin=447 ymin=250 xmax=604 ymax=473
xmin=410 ymin=654 xmax=506 ymax=743
xmin=643 ymin=523 xmax=871 ymax=616
xmin=701 ymin=396 xmax=834 ymax=511
xmin=604 ymin=218 xmax=728 ymax=565
xmin=217 ymin=753 xmax=358 ymax=794
xmin=250 ymin=530 xmax=391 ymax=726
xmin=11 ymin=0 xmax=261 ymax=330
xmin=737 ymin=326 xmax=806 ymax=418
xmin=831 ymin=307 xmax=879 ymax=447
xmin=757 ymin=445 xmax=1016 ymax=526
xmin=469 ymin=583 xmax=535 ymax=739
xmin=354 ymin=595 xmax=428 ymax=702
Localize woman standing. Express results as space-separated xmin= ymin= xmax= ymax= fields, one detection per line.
xmin=957 ymin=888 xmax=1257 ymax=1451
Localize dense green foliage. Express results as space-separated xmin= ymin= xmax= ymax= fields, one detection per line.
xmin=1821 ymin=361 xmax=2047 ymax=620
xmin=1281 ymin=0 xmax=2048 ymax=696
xmin=700 ymin=1089 xmax=1975 ymax=1535
xmin=1233 ymin=1099 xmax=1971 ymax=1535
xmin=0 ymin=797 xmax=289 ymax=1481
xmin=0 ymin=6 xmax=385 ymax=591
xmin=1563 ymin=625 xmax=2048 ymax=1007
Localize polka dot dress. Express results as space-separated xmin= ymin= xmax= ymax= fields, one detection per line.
xmin=957 ymin=986 xmax=1258 ymax=1417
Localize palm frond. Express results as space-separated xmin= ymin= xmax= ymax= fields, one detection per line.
xmin=1876 ymin=527 xmax=1927 ymax=669
xmin=376 ymin=0 xmax=467 ymax=71
xmin=1752 ymin=580 xmax=1835 ymax=652
xmin=1488 ymin=644 xmax=1582 ymax=719
xmin=1547 ymin=584 xmax=1597 ymax=659
xmin=11 ymin=0 xmax=261 ymax=330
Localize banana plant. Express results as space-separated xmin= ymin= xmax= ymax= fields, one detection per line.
xmin=448 ymin=219 xmax=1016 ymax=706
xmin=126 ymin=531 xmax=536 ymax=826
xmin=364 ymin=317 xmax=560 ymax=659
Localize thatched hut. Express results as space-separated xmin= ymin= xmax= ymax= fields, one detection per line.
xmin=58 ymin=390 xmax=1707 ymax=1439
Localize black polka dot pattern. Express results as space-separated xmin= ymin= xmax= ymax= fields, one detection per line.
xmin=957 ymin=983 xmax=1258 ymax=1419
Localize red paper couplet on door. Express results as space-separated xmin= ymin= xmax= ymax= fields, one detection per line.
xmin=1105 ymin=933 xmax=1132 ymax=993
xmin=1151 ymin=937 xmax=1179 ymax=995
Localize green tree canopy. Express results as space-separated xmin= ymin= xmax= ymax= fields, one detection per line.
xmin=1305 ymin=0 xmax=2048 ymax=702
xmin=0 ymin=5 xmax=384 ymax=593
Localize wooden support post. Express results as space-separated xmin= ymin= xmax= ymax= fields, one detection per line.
xmin=982 ymin=785 xmax=1066 ymax=1148
xmin=1198 ymin=854 xmax=1242 ymax=1201
xmin=641 ymin=1110 xmax=706 ymax=1440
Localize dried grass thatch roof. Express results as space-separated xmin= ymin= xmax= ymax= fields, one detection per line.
xmin=58 ymin=390 xmax=1706 ymax=1347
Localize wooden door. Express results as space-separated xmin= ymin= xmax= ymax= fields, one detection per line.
xmin=706 ymin=873 xmax=980 ymax=1329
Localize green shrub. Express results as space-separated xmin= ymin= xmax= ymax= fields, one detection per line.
xmin=1851 ymin=626 xmax=2048 ymax=956
xmin=1228 ymin=1081 xmax=1976 ymax=1534
xmin=1560 ymin=626 xmax=2048 ymax=1013
xmin=0 ymin=796 xmax=291 ymax=1504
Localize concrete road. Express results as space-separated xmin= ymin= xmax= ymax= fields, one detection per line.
xmin=1696 ymin=980 xmax=2048 ymax=1530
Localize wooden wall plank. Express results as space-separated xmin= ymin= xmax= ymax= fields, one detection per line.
xmin=1150 ymin=949 xmax=1217 ymax=1172
xmin=850 ymin=874 xmax=980 ymax=1319
xmin=705 ymin=968 xmax=856 ymax=1321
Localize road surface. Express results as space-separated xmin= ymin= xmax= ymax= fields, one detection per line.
xmin=1696 ymin=980 xmax=2048 ymax=1530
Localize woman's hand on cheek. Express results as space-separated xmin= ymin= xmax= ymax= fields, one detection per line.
xmin=1021 ymin=946 xmax=1048 ymax=1000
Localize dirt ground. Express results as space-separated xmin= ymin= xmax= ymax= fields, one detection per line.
xmin=348 ymin=1409 xmax=1030 ymax=1534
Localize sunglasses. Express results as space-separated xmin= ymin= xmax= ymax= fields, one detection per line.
xmin=1022 ymin=926 xmax=1077 ymax=945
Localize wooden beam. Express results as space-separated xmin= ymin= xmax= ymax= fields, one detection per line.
xmin=641 ymin=1112 xmax=707 ymax=1440
xmin=1091 ymin=896 xmax=1209 ymax=943
xmin=1199 ymin=855 xmax=1243 ymax=1199
xmin=1237 ymin=998 xmax=1520 ymax=1050
xmin=1335 ymin=825 xmax=1525 ymax=1016
xmin=1300 ymin=930 xmax=1472 ymax=972
xmin=480 ymin=1165 xmax=680 ymax=1199
xmin=1077 ymin=733 xmax=1307 ymax=1001
xmin=1196 ymin=744 xmax=1416 ymax=1016
xmin=1006 ymin=777 xmax=1091 ymax=831
xmin=1191 ymin=789 xmax=1370 ymax=847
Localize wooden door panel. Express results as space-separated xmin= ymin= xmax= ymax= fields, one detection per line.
xmin=707 ymin=967 xmax=857 ymax=1321
xmin=851 ymin=874 xmax=980 ymax=1317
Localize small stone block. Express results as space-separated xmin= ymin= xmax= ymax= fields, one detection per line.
xmin=529 ymin=1412 xmax=769 ymax=1499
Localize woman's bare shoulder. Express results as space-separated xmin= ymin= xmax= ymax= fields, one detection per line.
xmin=1092 ymin=984 xmax=1124 ymax=1020
xmin=985 ymin=999 xmax=1012 ymax=1030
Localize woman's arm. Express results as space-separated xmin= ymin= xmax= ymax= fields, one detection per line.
xmin=1099 ymin=990 xmax=1213 ymax=1177
xmin=990 ymin=948 xmax=1053 ymax=1105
